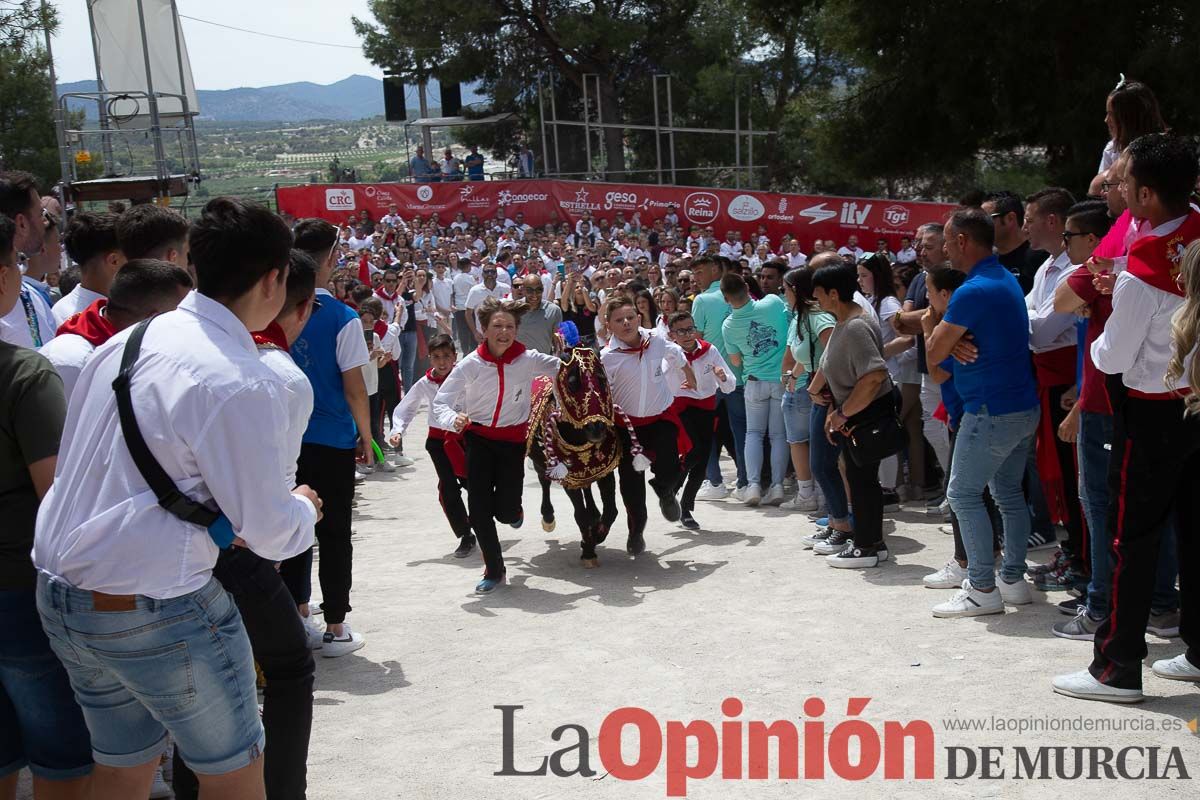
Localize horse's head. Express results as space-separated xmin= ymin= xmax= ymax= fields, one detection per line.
xmin=555 ymin=346 xmax=614 ymax=444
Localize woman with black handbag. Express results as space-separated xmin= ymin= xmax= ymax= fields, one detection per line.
xmin=808 ymin=261 xmax=903 ymax=568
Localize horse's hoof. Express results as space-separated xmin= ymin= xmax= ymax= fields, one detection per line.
xmin=581 ymin=557 xmax=599 ymax=569
xmin=542 ymin=518 xmax=556 ymax=532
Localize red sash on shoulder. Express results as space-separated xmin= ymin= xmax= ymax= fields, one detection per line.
xmin=1126 ymin=210 xmax=1200 ymax=297
xmin=57 ymin=299 xmax=116 ymax=345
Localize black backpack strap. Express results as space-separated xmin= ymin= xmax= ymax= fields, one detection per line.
xmin=111 ymin=318 xmax=220 ymax=528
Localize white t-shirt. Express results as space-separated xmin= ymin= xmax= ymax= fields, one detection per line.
xmin=53 ymin=285 xmax=106 ymax=328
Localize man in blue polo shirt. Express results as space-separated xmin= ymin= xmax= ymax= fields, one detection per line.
xmin=464 ymin=146 xmax=485 ymax=181
xmin=924 ymin=207 xmax=1039 ymax=620
xmin=283 ymin=219 xmax=373 ymax=656
xmin=689 ymin=254 xmax=746 ymax=498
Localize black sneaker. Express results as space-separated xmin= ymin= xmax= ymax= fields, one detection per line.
xmin=801 ymin=527 xmax=833 ymax=549
xmin=827 ymin=542 xmax=882 ymax=569
xmin=659 ymin=492 xmax=682 ymax=523
xmin=813 ymin=529 xmax=853 ymax=555
xmin=1027 ymin=529 xmax=1057 ymax=551
xmin=1057 ymin=596 xmax=1085 ymax=616
xmin=454 ymin=533 xmax=476 ymax=558
xmin=881 ymin=489 xmax=901 ymax=512
xmin=680 ymin=511 xmax=699 ymax=530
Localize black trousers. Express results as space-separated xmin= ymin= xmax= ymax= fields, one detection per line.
xmin=377 ymin=362 xmax=400 ymax=434
xmin=173 ymin=547 xmax=314 ymax=800
xmin=280 ymin=443 xmax=356 ymax=624
xmin=618 ymin=420 xmax=681 ymax=533
xmin=426 ymin=436 xmax=471 ymax=539
xmin=1047 ymin=383 xmax=1088 ymax=566
xmin=839 ymin=393 xmax=897 ymax=549
xmin=1090 ymin=392 xmax=1200 ymax=689
xmin=678 ymin=405 xmax=716 ymax=512
xmin=947 ymin=428 xmax=1005 ymax=562
xmin=464 ymin=431 xmax=525 ymax=577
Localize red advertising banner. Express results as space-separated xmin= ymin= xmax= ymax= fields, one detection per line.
xmin=275 ymin=180 xmax=956 ymax=251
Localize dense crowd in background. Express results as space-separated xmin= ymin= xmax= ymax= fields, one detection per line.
xmin=0 ymin=76 xmax=1197 ymax=800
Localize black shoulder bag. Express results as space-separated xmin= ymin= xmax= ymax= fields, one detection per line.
xmin=111 ymin=318 xmax=235 ymax=545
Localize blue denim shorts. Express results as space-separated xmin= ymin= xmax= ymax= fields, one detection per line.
xmin=36 ymin=574 xmax=264 ymax=775
xmin=781 ymin=388 xmax=813 ymax=444
xmin=0 ymin=589 xmax=93 ymax=782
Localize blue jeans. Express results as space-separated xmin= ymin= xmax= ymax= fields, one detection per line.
xmin=810 ymin=402 xmax=849 ymax=523
xmin=399 ymin=330 xmax=418 ymax=390
xmin=744 ymin=379 xmax=789 ymax=487
xmin=1078 ymin=411 xmax=1180 ymax=615
xmin=948 ymin=405 xmax=1040 ymax=590
xmin=0 ymin=589 xmax=92 ymax=782
xmin=707 ymin=387 xmax=748 ymax=488
xmin=37 ymin=575 xmax=264 ymax=774
xmin=782 ymin=386 xmax=813 ymax=444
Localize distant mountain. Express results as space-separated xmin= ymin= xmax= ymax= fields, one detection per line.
xmin=57 ymin=75 xmax=487 ymax=123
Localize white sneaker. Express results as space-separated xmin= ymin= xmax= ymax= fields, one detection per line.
xmin=763 ymin=484 xmax=786 ymax=506
xmin=695 ymin=481 xmax=729 ymax=501
xmin=739 ymin=484 xmax=762 ymax=506
xmin=997 ymin=575 xmax=1033 ymax=605
xmin=149 ymin=766 xmax=172 ymax=799
xmin=393 ymin=454 xmax=416 ymax=467
xmin=354 ymin=470 xmax=366 ymax=484
xmin=1151 ymin=654 xmax=1200 ymax=682
xmin=301 ymin=614 xmax=324 ymax=650
xmin=376 ymin=459 xmax=396 ymax=473
xmin=931 ymin=580 xmax=1004 ymax=618
xmin=320 ymin=623 xmax=365 ymax=658
xmin=781 ymin=492 xmax=818 ymax=512
xmin=1052 ymin=670 xmax=1143 ymax=703
xmin=923 ymin=560 xmax=968 ymax=589
xmin=355 ymin=463 xmax=374 ymax=475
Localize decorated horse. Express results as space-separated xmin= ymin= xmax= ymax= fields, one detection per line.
xmin=526 ymin=323 xmax=652 ymax=566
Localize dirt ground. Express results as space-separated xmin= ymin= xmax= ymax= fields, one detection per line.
xmin=299 ymin=417 xmax=1199 ymax=799
xmin=16 ymin=417 xmax=1200 ymax=799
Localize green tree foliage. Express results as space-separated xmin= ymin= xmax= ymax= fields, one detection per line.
xmin=0 ymin=2 xmax=59 ymax=186
xmin=353 ymin=0 xmax=714 ymax=179
xmin=807 ymin=0 xmax=1200 ymax=196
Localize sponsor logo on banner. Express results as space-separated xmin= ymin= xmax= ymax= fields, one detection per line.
xmin=603 ymin=190 xmax=640 ymax=212
xmin=683 ymin=192 xmax=721 ymax=224
xmin=416 ymin=185 xmax=434 ymax=203
xmin=797 ymin=202 xmax=837 ymax=224
xmin=767 ymin=197 xmax=795 ymax=223
xmin=841 ymin=201 xmax=872 ymax=226
xmin=497 ymin=189 xmax=550 ymax=206
xmin=883 ymin=204 xmax=910 ymax=227
xmin=728 ymin=194 xmax=765 ymax=222
xmin=325 ymin=188 xmax=356 ymax=211
xmin=559 ymin=187 xmax=602 ymax=213
xmin=459 ymin=184 xmax=491 ymax=209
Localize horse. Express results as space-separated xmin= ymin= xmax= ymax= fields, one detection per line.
xmin=526 ymin=344 xmax=630 ymax=567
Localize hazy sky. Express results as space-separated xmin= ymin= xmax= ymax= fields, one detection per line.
xmin=52 ymin=0 xmax=384 ymax=89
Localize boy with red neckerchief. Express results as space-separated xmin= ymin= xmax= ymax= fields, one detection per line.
xmin=601 ymin=296 xmax=697 ymax=555
xmin=666 ymin=310 xmax=735 ymax=530
xmin=1053 ymin=133 xmax=1200 ymax=704
xmin=388 ymin=333 xmax=475 ymax=558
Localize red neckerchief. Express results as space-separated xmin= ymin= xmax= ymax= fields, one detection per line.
xmin=1127 ymin=209 xmax=1200 ymax=297
xmin=615 ymin=332 xmax=649 ymax=358
xmin=251 ymin=321 xmax=289 ymax=350
xmin=57 ymin=298 xmax=116 ymax=346
xmin=426 ymin=367 xmax=451 ymax=385
xmin=684 ymin=338 xmax=712 ymax=363
xmin=376 ymin=286 xmax=398 ymax=303
xmin=373 ymin=320 xmax=388 ymax=339
xmin=476 ymin=340 xmax=527 ymax=365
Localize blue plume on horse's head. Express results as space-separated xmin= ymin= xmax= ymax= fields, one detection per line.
xmin=558 ymin=321 xmax=581 ymax=348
